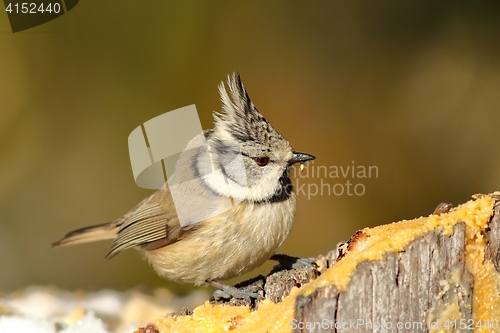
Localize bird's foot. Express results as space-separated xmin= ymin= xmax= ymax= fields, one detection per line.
xmin=207 ymin=280 xmax=264 ymax=303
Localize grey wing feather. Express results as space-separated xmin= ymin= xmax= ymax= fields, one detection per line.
xmin=105 ymin=203 xmax=179 ymax=259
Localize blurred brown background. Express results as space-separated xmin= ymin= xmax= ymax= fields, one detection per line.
xmin=1 ymin=1 xmax=500 ymax=293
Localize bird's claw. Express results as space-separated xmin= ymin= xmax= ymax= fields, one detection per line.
xmin=208 ymin=280 xmax=264 ymax=302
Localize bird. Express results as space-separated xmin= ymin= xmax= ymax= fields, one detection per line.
xmin=52 ymin=72 xmax=316 ymax=300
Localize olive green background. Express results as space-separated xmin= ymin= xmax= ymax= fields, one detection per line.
xmin=1 ymin=1 xmax=500 ymax=293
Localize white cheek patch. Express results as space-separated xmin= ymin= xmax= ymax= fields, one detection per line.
xmin=200 ymin=159 xmax=249 ymax=202
xmin=244 ymin=164 xmax=285 ymax=201
xmin=204 ymin=140 xmax=249 ymax=200
xmin=167 ymin=134 xmax=249 ymax=228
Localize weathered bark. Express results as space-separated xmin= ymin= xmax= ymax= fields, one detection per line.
xmin=294 ymin=223 xmax=474 ymax=332
xmin=293 ymin=195 xmax=500 ymax=333
xmin=145 ymin=194 xmax=500 ymax=333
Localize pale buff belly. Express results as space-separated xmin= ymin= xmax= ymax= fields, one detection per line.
xmin=141 ymin=197 xmax=296 ymax=285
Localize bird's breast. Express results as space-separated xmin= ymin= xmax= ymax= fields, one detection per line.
xmin=141 ymin=193 xmax=297 ymax=285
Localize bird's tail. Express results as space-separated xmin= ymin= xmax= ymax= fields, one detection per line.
xmin=52 ymin=222 xmax=119 ymax=247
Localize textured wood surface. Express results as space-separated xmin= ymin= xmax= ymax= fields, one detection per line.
xmin=486 ymin=198 xmax=500 ymax=270
xmin=140 ymin=196 xmax=500 ymax=333
xmin=294 ymin=222 xmax=475 ymax=333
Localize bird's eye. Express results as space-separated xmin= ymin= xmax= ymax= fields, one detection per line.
xmin=254 ymin=157 xmax=270 ymax=166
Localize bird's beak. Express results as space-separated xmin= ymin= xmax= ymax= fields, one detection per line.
xmin=290 ymin=152 xmax=316 ymax=165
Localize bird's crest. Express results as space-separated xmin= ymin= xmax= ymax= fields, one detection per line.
xmin=214 ymin=73 xmax=288 ymax=151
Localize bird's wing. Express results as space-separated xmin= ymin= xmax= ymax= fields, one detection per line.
xmin=105 ymin=157 xmax=233 ymax=258
xmin=105 ymin=202 xmax=179 ymax=258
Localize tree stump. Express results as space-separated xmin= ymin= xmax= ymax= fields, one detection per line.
xmin=294 ymin=193 xmax=500 ymax=333
xmin=142 ymin=193 xmax=500 ymax=333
